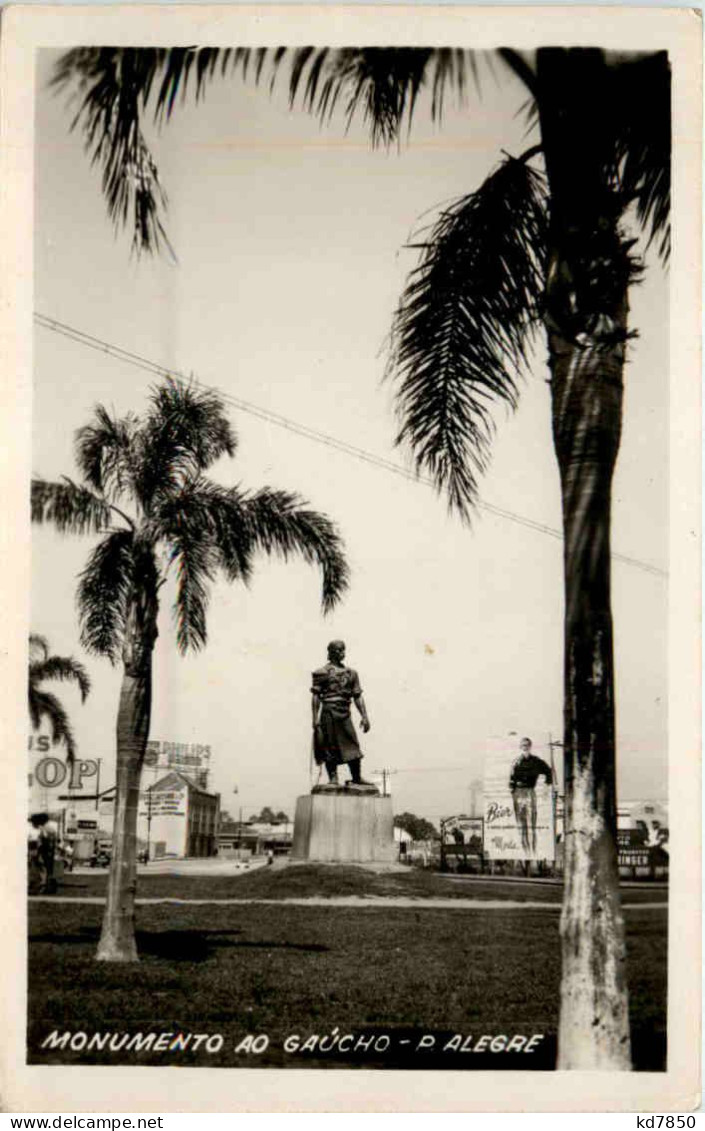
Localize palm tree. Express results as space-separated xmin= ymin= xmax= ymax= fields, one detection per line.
xmin=50 ymin=45 xmax=669 ymax=1064
xmin=32 ymin=377 xmax=349 ymax=962
xmin=28 ymin=633 xmax=91 ymax=766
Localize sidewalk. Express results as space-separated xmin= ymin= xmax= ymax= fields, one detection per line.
xmin=73 ymin=856 xmax=270 ymax=878
xmin=29 ymin=893 xmax=667 ymax=909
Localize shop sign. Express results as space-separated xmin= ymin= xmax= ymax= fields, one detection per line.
xmin=29 ymin=740 xmax=99 ymax=794
xmin=619 ymin=848 xmax=650 ymax=868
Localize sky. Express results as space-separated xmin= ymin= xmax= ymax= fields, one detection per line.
xmin=31 ymin=47 xmax=669 ymax=824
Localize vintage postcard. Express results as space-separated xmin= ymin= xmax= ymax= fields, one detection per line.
xmin=0 ymin=3 xmax=701 ymax=1114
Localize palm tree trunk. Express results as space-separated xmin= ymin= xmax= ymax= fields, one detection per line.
xmin=536 ymin=46 xmax=633 ymax=1070
xmin=549 ymin=318 xmax=631 ymax=1069
xmin=96 ymin=593 xmax=156 ymax=962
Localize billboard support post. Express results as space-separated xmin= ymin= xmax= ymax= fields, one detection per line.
xmin=146 ymin=788 xmax=153 ymax=863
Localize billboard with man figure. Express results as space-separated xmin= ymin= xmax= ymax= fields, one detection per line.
xmin=484 ymin=737 xmax=555 ymax=861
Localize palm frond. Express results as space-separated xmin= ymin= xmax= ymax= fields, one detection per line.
xmin=389 ymin=156 xmax=548 ymax=519
xmin=204 ymin=488 xmax=256 ymax=584
xmin=156 ymin=480 xmax=254 ymax=585
xmin=52 ymin=47 xmax=255 ymax=254
xmin=243 ymin=488 xmax=349 ymax=613
xmin=612 ymin=51 xmax=671 ymax=261
xmin=77 ymin=530 xmax=134 ymax=661
xmin=53 ymin=48 xmax=173 ymax=257
xmin=75 ymin=405 xmax=139 ymax=499
xmin=31 ymin=477 xmax=113 ymax=535
xmin=168 ymin=522 xmax=218 ymax=654
xmin=429 ymin=48 xmax=478 ymax=122
xmin=29 ymin=655 xmax=91 ymax=701
xmin=139 ymin=378 xmax=236 ymax=505
xmin=157 ymin=478 xmax=255 ymax=652
xmin=287 ymin=47 xmax=474 ymax=146
xmin=153 ymin=47 xmax=254 ymax=121
xmin=28 ymin=687 xmax=42 ymax=732
xmin=28 ymin=689 xmax=77 ymax=764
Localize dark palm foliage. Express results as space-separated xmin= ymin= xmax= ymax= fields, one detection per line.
xmin=32 ymin=376 xmax=348 ymax=963
xmin=610 ymin=52 xmax=671 ymax=259
xmin=391 ymin=155 xmax=547 ymax=515
xmin=52 ymin=45 xmax=669 ymax=511
xmin=28 ymin=633 xmax=91 ymax=764
xmin=282 ymin=47 xmax=476 ymax=143
xmin=52 ymin=45 xmax=669 ymax=264
xmin=53 ymin=46 xmax=256 ymax=255
xmin=52 ymin=46 xmax=477 ymax=254
xmin=307 ymin=47 xmax=669 ymax=512
xmin=32 ymin=378 xmax=349 ymax=664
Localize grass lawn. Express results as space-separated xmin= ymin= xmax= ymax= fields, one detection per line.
xmin=28 ymin=891 xmax=667 ymax=1071
xmin=54 ymin=863 xmax=667 ymax=905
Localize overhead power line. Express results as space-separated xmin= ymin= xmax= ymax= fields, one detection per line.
xmin=34 ymin=312 xmax=667 ymax=579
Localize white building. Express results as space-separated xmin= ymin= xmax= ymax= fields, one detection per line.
xmin=145 ymin=771 xmax=220 ymax=859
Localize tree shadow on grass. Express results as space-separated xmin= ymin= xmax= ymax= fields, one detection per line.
xmin=29 ymin=926 xmax=329 ymax=963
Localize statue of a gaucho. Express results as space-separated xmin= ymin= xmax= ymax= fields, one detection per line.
xmin=311 ymin=640 xmax=372 ymax=786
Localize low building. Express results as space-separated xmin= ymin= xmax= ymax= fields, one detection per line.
xmin=394 ymin=826 xmax=438 ymax=867
xmin=218 ymin=818 xmax=292 ymax=858
xmin=36 ymin=787 xmax=115 ymax=863
xmin=146 ymin=772 xmax=220 ymax=859
xmin=62 ymin=795 xmax=105 ymax=861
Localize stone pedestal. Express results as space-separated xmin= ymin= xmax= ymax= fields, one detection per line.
xmin=292 ymin=791 xmax=396 ymax=864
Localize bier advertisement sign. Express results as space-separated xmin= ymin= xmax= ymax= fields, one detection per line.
xmin=483 ymin=741 xmax=555 ymax=861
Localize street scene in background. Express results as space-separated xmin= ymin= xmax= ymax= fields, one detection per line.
xmin=23 ymin=18 xmax=685 ymax=1092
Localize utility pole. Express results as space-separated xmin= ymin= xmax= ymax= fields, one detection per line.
xmin=371 ymin=768 xmax=397 ymax=797
xmin=547 ymin=733 xmax=564 ymax=873
xmin=547 ymin=733 xmax=563 ymax=785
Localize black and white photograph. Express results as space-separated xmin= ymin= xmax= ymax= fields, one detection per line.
xmin=1 ymin=3 xmax=700 ymax=1114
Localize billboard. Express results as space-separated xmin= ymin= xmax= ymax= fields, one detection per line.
xmin=144 ymin=741 xmax=211 ymax=775
xmin=441 ymin=816 xmax=484 ymax=855
xmin=149 ymin=784 xmax=187 ymax=817
xmin=483 ymin=739 xmax=555 ymax=861
xmin=28 ymin=735 xmax=101 ymax=814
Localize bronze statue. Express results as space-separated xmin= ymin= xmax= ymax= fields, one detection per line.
xmin=311 ymin=640 xmax=375 ymax=791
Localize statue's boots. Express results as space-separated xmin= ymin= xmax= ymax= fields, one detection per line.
xmin=348 ymin=758 xmax=374 ymax=786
